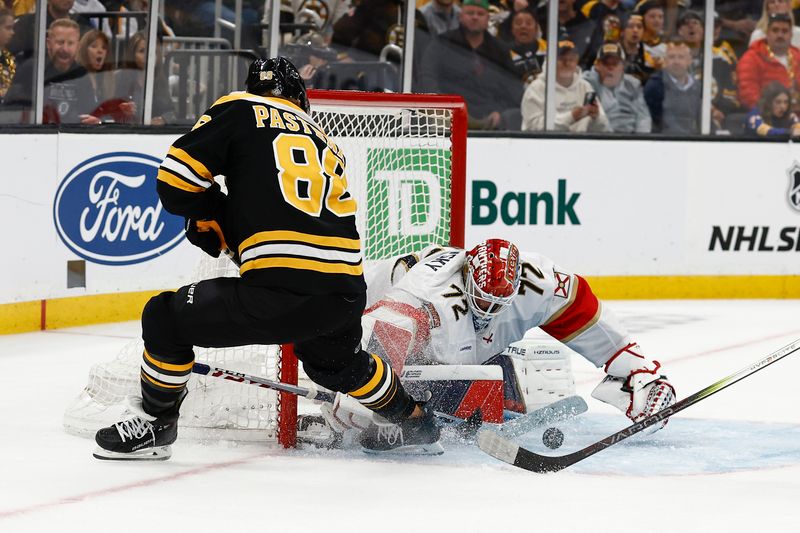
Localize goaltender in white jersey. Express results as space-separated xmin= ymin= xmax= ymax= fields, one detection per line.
xmin=327 ymin=239 xmax=676 ymax=454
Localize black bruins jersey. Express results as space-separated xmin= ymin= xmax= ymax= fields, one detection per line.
xmin=156 ymin=91 xmax=366 ymax=295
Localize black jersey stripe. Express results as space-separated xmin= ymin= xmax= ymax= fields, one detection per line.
xmin=239 ymin=256 xmax=363 ymax=276
xmin=238 ymin=230 xmax=361 ymax=256
xmin=239 ymin=238 xmax=364 ymax=255
xmin=241 ymin=252 xmax=363 ymax=266
xmin=142 ymin=351 xmax=193 ymax=378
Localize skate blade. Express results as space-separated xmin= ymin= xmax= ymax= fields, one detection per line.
xmin=362 ymin=441 xmax=444 ymax=456
xmin=93 ymin=445 xmax=172 ymax=461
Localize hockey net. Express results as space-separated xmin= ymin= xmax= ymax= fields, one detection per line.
xmin=63 ymin=90 xmax=467 ymax=447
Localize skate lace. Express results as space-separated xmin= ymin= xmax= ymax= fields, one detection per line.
xmin=115 ymin=417 xmax=155 ymax=443
xmin=377 ymin=424 xmax=404 ymax=447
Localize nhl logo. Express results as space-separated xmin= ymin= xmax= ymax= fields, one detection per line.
xmin=788 ymin=162 xmax=800 ymax=212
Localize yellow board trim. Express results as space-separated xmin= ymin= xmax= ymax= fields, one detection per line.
xmin=143 ymin=349 xmax=194 ymax=373
xmin=239 ymin=256 xmax=364 ymax=276
xmin=0 ymin=290 xmax=160 ymax=335
xmin=350 ymin=354 xmax=385 ymax=397
xmin=238 ymin=230 xmax=361 ymax=256
xmin=3 ymin=276 xmax=800 ymax=336
xmin=167 ymin=146 xmax=213 ymax=182
xmin=584 ymin=275 xmax=800 ymax=299
xmin=0 ymin=300 xmax=41 ymax=335
xmin=157 ymin=169 xmax=206 ymax=193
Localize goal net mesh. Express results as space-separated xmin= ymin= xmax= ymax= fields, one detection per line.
xmin=63 ymin=95 xmax=463 ymax=445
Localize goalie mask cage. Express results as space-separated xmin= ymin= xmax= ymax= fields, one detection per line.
xmin=63 ymin=90 xmax=467 ymax=448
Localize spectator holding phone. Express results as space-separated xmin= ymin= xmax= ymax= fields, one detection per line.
xmin=521 ymin=40 xmax=611 ymax=132
xmin=584 ymin=42 xmax=652 ymax=132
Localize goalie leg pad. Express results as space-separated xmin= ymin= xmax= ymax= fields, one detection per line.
xmin=496 ymin=339 xmax=577 ymax=413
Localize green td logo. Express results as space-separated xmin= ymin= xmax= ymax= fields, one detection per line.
xmin=365 ymin=148 xmax=451 ymax=259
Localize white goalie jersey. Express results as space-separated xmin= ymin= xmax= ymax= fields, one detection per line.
xmin=362 ymin=247 xmax=632 ymax=370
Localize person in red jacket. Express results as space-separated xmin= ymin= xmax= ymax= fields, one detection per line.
xmin=738 ymin=13 xmax=800 ymax=110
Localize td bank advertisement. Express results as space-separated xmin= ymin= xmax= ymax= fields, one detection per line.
xmin=465 ymin=137 xmax=800 ymax=277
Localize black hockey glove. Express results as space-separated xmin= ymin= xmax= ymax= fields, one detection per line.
xmin=186 ymin=218 xmax=227 ymax=258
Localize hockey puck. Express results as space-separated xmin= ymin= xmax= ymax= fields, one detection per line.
xmin=542 ymin=427 xmax=564 ymax=450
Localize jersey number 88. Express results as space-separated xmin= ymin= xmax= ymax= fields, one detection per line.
xmin=273 ymin=133 xmax=357 ymax=218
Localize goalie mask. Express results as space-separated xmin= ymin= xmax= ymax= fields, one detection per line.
xmin=465 ymin=239 xmax=522 ymax=325
xmin=246 ymin=56 xmax=310 ymax=113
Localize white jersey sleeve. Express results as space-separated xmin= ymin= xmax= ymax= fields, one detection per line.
xmin=510 ymin=252 xmax=631 ymax=368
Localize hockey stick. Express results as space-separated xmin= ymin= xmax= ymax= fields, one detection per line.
xmin=478 ymin=338 xmax=800 ymax=473
xmin=193 ymin=361 xmax=480 ymax=428
xmin=193 ymin=361 xmax=335 ymax=401
xmin=193 ymin=362 xmax=584 ymax=436
xmin=499 ymin=395 xmax=588 ymax=439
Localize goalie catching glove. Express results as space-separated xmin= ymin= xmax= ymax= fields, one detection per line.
xmin=592 ymin=343 xmax=676 ymax=434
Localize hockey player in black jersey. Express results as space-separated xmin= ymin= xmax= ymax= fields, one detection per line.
xmin=93 ymin=57 xmax=441 ymax=460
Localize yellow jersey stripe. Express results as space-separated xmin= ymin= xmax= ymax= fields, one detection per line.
xmin=157 ymin=168 xmax=206 ymax=193
xmin=238 ymin=230 xmax=361 ymax=256
xmin=239 ymin=256 xmax=364 ymax=276
xmin=144 ymin=349 xmax=194 ymax=373
xmin=141 ymin=371 xmax=185 ymax=389
xmin=168 ymin=146 xmax=213 ymax=182
xmin=211 ymin=92 xmax=306 ymax=115
xmin=349 ymin=354 xmax=385 ymax=397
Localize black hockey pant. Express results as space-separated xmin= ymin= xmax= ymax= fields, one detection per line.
xmin=139 ymin=277 xmax=414 ymax=421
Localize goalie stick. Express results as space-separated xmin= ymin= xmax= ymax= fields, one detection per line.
xmin=192 ymin=362 xmax=585 ymax=436
xmin=499 ymin=395 xmax=588 ymax=439
xmin=478 ymin=338 xmax=800 ymax=473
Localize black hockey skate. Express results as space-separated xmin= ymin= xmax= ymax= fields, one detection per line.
xmin=360 ymin=402 xmax=443 ymax=455
xmin=93 ymin=397 xmax=179 ymax=461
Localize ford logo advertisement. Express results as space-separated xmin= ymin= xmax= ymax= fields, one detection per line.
xmin=53 ymin=152 xmax=185 ymax=265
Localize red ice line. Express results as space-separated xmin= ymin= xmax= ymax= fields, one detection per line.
xmin=0 ymin=450 xmax=277 ymax=521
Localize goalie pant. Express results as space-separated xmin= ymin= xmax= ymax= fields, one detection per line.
xmin=138 ymin=278 xmax=416 ymax=423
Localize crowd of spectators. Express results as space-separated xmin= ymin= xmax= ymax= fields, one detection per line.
xmin=406 ymin=0 xmax=800 ymax=135
xmin=4 ymin=0 xmax=800 ymax=138
xmin=0 ymin=0 xmax=178 ymax=124
xmin=285 ymin=0 xmax=800 ymax=137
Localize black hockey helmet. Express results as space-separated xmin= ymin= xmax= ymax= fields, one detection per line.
xmin=246 ymin=56 xmax=310 ymax=113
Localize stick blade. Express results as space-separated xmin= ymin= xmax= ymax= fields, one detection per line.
xmin=499 ymin=395 xmax=587 ymax=438
xmin=477 ymin=429 xmax=520 ymax=464
xmin=478 ymin=429 xmax=570 ymax=473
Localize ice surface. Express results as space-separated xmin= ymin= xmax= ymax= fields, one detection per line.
xmin=1 ymin=300 xmax=799 ymax=532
